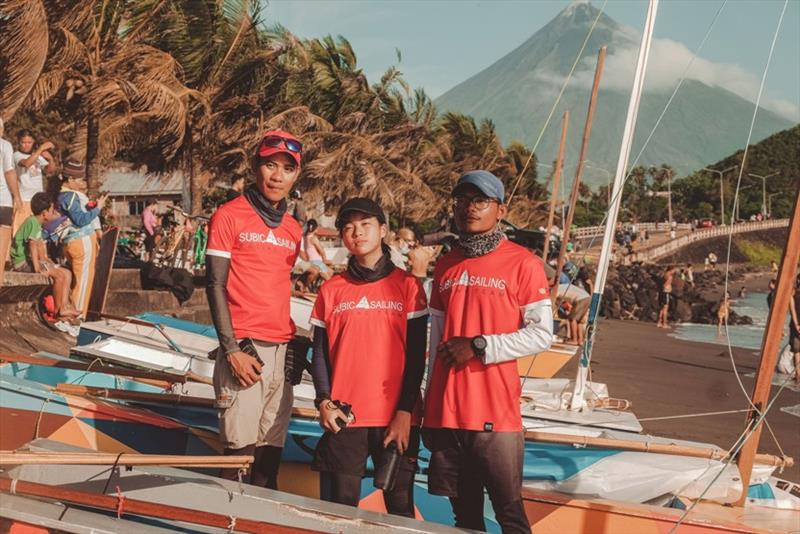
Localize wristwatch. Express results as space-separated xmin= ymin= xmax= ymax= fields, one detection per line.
xmin=471 ymin=335 xmax=487 ymax=358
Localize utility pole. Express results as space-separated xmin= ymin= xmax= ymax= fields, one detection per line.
xmin=703 ymin=165 xmax=737 ymax=225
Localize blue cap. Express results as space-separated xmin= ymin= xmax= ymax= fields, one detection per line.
xmin=453 ymin=170 xmax=505 ymax=202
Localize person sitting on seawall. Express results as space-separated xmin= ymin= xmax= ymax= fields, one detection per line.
xmin=310 ymin=197 xmax=428 ymax=517
xmin=10 ymin=192 xmax=80 ymax=323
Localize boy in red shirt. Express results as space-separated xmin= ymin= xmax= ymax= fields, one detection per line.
xmin=310 ymin=198 xmax=428 ymax=517
xmin=424 ymin=170 xmax=553 ymax=533
xmin=205 ymin=130 xmax=303 ymax=489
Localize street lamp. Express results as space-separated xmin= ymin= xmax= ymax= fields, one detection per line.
xmin=703 ymin=165 xmax=737 ymax=225
xmin=747 ymin=171 xmax=779 ymax=216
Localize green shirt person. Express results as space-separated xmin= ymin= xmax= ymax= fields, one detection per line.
xmin=10 ymin=216 xmax=42 ymax=268
xmin=10 ymin=192 xmax=80 ymax=321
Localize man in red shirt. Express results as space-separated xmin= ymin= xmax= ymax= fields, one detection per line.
xmin=309 ymin=198 xmax=428 ymax=517
xmin=424 ymin=170 xmax=553 ymax=532
xmin=205 ymin=130 xmax=303 ymax=489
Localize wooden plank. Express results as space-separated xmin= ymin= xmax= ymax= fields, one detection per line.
xmin=0 ymin=478 xmax=319 ymax=534
xmin=55 ymin=383 xmax=214 ymax=408
xmin=0 ymin=452 xmax=251 ymax=469
xmin=86 ymin=226 xmax=120 ymax=322
xmin=525 ymin=430 xmax=792 ymax=468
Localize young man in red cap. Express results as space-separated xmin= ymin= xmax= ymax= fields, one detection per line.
xmin=309 ymin=197 xmax=428 ymax=517
xmin=424 ymin=170 xmax=553 ymax=533
xmin=206 ymin=130 xmax=304 ymax=489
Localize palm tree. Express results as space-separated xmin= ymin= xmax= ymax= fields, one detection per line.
xmin=128 ymin=1 xmax=306 ymax=213
xmin=4 ymin=0 xmax=201 ymax=194
xmin=0 ymin=0 xmax=48 ymax=120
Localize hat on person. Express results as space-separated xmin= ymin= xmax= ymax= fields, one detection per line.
xmin=61 ymin=160 xmax=86 ymax=179
xmin=256 ymin=129 xmax=302 ymax=166
xmin=335 ymin=197 xmax=386 ymax=230
xmin=452 ymin=170 xmax=505 ymax=202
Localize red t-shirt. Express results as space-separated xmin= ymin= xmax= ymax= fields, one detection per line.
xmin=206 ymin=196 xmax=302 ymax=343
xmin=310 ymin=269 xmax=428 ymax=427
xmin=424 ymin=239 xmax=549 ymax=432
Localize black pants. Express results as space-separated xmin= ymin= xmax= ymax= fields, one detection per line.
xmin=313 ymin=426 xmax=419 ymax=518
xmin=424 ymin=428 xmax=529 ymax=533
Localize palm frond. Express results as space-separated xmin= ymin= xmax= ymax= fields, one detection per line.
xmin=0 ymin=0 xmax=49 ymax=119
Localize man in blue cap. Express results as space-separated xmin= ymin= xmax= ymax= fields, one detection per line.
xmin=423 ymin=170 xmax=553 ymax=532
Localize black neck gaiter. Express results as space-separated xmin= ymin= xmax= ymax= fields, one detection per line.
xmin=347 ymin=244 xmax=395 ymax=282
xmin=244 ymin=185 xmax=287 ymax=229
xmin=457 ymin=228 xmax=505 ymax=258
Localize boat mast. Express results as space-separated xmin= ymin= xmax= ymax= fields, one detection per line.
xmin=542 ymin=111 xmax=569 ymax=264
xmin=569 ymin=0 xmax=659 ymax=411
xmin=734 ymin=185 xmax=800 ymax=505
xmin=552 ymin=46 xmax=606 ymax=295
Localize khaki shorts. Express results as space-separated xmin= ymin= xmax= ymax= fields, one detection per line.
xmin=213 ymin=341 xmax=293 ymax=449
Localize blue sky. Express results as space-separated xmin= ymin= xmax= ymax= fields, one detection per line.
xmin=262 ymin=0 xmax=800 ymax=121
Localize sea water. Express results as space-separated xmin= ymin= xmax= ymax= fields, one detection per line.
xmin=669 ymin=292 xmax=790 ymax=350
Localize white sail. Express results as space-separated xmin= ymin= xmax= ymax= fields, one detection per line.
xmin=570 ymin=0 xmax=660 ymax=411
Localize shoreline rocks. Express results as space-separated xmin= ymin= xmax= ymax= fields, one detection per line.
xmin=600 ymin=265 xmax=756 ymax=325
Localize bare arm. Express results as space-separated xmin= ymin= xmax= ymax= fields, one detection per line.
xmin=4 ymin=169 xmax=21 ymax=207
xmin=18 ymin=142 xmax=54 ymax=169
xmin=41 ymin=151 xmax=57 ymax=174
xmin=29 ymin=239 xmax=42 ymax=273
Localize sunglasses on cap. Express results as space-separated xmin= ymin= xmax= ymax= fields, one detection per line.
xmin=261 ymin=135 xmax=302 ymax=154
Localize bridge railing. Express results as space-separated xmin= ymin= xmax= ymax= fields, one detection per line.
xmin=573 ymin=222 xmax=691 ymax=240
xmin=621 ymin=219 xmax=789 ymax=264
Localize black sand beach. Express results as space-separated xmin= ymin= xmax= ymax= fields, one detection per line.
xmin=561 ymin=319 xmax=800 ymax=483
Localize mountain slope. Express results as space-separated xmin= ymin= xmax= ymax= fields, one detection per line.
xmin=434 ymin=2 xmax=795 ymax=185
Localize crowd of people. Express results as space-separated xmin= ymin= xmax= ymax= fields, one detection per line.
xmin=1 ymin=119 xmax=107 ymax=334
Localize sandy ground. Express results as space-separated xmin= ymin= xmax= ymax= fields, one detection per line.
xmin=557 ymin=319 xmax=800 ymax=483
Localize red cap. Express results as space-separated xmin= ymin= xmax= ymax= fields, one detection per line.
xmin=256 ymin=129 xmax=302 ymax=166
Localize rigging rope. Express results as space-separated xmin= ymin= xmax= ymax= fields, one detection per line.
xmin=571 ymin=0 xmax=728 ymax=267
xmin=506 ymin=0 xmax=608 ymax=205
xmin=666 ymin=9 xmax=793 ymax=520
xmin=666 ymin=371 xmax=794 ymax=534
xmin=719 ymin=0 xmax=788 ymax=426
xmin=555 ymin=1 xmax=729 ymax=402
